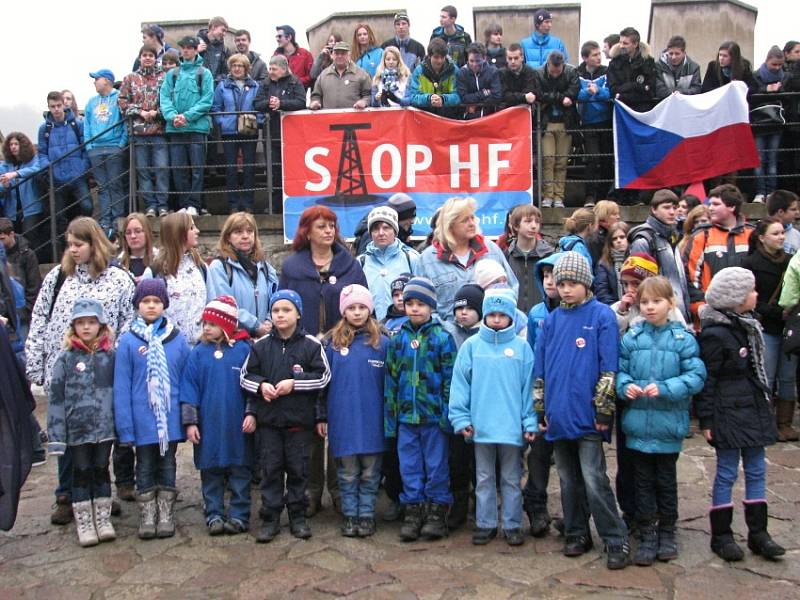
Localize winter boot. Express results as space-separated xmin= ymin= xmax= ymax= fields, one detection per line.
xmin=420 ymin=502 xmax=449 ymax=540
xmin=73 ymin=500 xmax=99 ymax=547
xmin=528 ymin=510 xmax=552 ymax=537
xmin=93 ymin=497 xmax=116 ymax=542
xmin=117 ymin=484 xmax=136 ymax=502
xmin=709 ymin=506 xmax=744 ymax=562
xmin=446 ymin=491 xmax=469 ymax=530
xmin=775 ymin=399 xmax=799 ymax=442
xmin=256 ymin=516 xmax=281 ymax=543
xmin=633 ymin=521 xmax=658 ymax=566
xmin=51 ymin=494 xmax=73 ymax=525
xmin=744 ymin=502 xmax=786 ymax=559
xmin=399 ymin=504 xmax=424 ymax=542
xmin=136 ymin=489 xmax=158 ymax=539
xmin=657 ymin=524 xmax=679 ymax=562
xmin=289 ymin=508 xmax=312 ymax=539
xmin=155 ymin=487 xmax=177 ymax=538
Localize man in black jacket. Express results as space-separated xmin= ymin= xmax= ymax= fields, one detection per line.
xmin=197 ymin=16 xmax=231 ymax=84
xmin=607 ymin=27 xmax=657 ymax=112
xmin=500 ymin=43 xmax=537 ymax=108
xmin=0 ymin=218 xmax=40 ymax=330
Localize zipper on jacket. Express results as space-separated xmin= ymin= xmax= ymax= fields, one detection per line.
xmin=411 ymin=333 xmax=419 ymax=422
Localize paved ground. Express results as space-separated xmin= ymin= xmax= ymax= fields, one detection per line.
xmin=2 ymin=400 xmax=800 ymax=600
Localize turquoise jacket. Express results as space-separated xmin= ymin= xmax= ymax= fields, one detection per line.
xmin=358 ymin=239 xmax=419 ymax=321
xmin=449 ymin=320 xmax=536 ymax=446
xmin=616 ymin=320 xmax=706 ymax=454
xmin=84 ymin=90 xmax=128 ymax=149
xmin=356 ymin=47 xmax=384 ymax=78
xmin=159 ymin=56 xmax=214 ymax=135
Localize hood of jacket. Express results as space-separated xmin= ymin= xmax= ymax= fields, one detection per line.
xmin=533 ymin=251 xmax=564 ymax=300
xmin=609 ymin=41 xmax=652 ymax=61
xmin=645 ymin=214 xmax=678 ymax=241
xmin=180 ymin=54 xmax=206 ymax=71
xmin=222 ymin=75 xmax=258 ymax=89
xmin=422 ymin=56 xmax=457 ymax=82
xmin=45 ymin=108 xmax=79 ymax=126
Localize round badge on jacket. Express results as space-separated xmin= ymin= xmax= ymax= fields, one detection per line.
xmin=214 ymin=350 xmax=224 ymax=360
xmin=504 ymin=348 xmax=515 ymax=357
xmin=739 ymin=347 xmax=748 ymax=358
xmin=76 ymin=362 xmax=86 ymax=372
xmin=340 ymin=347 xmax=349 ymax=356
xmin=329 ymin=275 xmax=337 ymax=285
xmin=576 ymin=337 xmax=586 ymax=349
xmin=410 ymin=339 xmax=420 ymax=350
xmin=293 ymin=364 xmax=304 ymax=374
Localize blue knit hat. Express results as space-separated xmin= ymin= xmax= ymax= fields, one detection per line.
xmin=482 ymin=288 xmax=517 ymax=322
xmin=402 ymin=277 xmax=437 ymax=309
xmin=270 ymin=289 xmax=303 ymax=316
xmin=133 ymin=278 xmax=169 ymax=309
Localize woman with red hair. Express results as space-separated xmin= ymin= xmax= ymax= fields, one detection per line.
xmin=279 ymin=205 xmax=366 ymax=517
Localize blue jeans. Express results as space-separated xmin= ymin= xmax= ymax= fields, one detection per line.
xmin=762 ymin=332 xmax=798 ymax=400
xmin=201 ymin=465 xmax=252 ymax=525
xmin=755 ymin=133 xmax=782 ymax=195
xmin=397 ymin=423 xmax=452 ymax=505
xmin=88 ymin=146 xmax=127 ymax=230
xmin=475 ymin=443 xmax=523 ymax=529
xmin=133 ymin=135 xmax=169 ymax=211
xmin=335 ymin=453 xmax=383 ymax=518
xmin=712 ymin=446 xmax=767 ymax=506
xmin=554 ymin=435 xmax=627 ymax=544
xmin=221 ymin=135 xmax=257 ymax=210
xmin=168 ymin=133 xmax=206 ymax=210
xmin=71 ymin=441 xmax=113 ymax=503
xmin=135 ymin=443 xmax=177 ymax=492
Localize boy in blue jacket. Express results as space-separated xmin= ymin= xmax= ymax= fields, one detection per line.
xmin=533 ymin=252 xmax=629 ymax=569
xmin=450 ymin=288 xmax=536 ymax=546
xmin=524 ymin=252 xmax=563 ymax=537
xmin=385 ymin=277 xmax=456 ymax=542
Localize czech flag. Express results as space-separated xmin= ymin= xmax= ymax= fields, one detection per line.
xmin=614 ymin=81 xmax=759 ymax=189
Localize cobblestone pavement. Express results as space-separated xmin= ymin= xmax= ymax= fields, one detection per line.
xmin=2 ymin=400 xmax=799 ymax=600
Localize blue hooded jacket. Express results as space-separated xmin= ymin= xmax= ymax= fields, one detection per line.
xmin=211 ymin=75 xmax=261 ymax=135
xmin=616 ymin=320 xmax=706 ymax=454
xmin=521 ymin=31 xmax=569 ymax=69
xmin=449 ymin=296 xmax=536 ymax=446
xmin=526 ymin=252 xmax=563 ymax=357
xmin=37 ymin=109 xmax=91 ymax=184
xmin=205 ymin=257 xmax=278 ymax=335
xmin=577 ymin=63 xmax=612 ymax=124
xmin=356 ymin=47 xmax=384 ymax=78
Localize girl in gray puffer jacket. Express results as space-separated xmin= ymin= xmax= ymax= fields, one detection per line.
xmin=47 ymin=298 xmax=116 ymax=548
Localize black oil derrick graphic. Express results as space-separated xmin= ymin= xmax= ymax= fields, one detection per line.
xmin=320 ymin=122 xmax=385 ymax=207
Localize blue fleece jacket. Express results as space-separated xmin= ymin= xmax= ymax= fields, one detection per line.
xmin=449 ymin=320 xmax=536 ymax=445
xmin=205 ymin=257 xmax=278 ymax=335
xmin=83 ymin=90 xmax=128 ymax=150
xmin=616 ymin=320 xmax=706 ymax=454
xmin=358 ymin=239 xmax=419 ymax=321
xmin=323 ymin=330 xmax=389 ymax=457
xmin=534 ymin=297 xmax=618 ymax=442
xmin=179 ymin=339 xmax=252 ymax=469
xmin=521 ymin=32 xmax=569 ymax=69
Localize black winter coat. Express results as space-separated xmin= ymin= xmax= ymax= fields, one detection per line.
xmin=697 ymin=308 xmax=777 ymax=449
xmin=741 ymin=249 xmax=790 ymax=336
xmin=532 ymin=64 xmax=580 ymax=127
xmin=5 ymin=235 xmax=41 ymax=321
xmin=253 ymin=73 xmax=307 ymax=137
xmin=607 ymin=42 xmax=657 ymax=112
xmin=701 ymin=59 xmax=756 ymax=94
xmin=500 ymin=65 xmax=536 ymax=108
xmin=241 ymin=327 xmax=331 ymax=429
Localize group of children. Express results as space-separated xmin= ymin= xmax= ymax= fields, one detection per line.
xmin=47 ymin=251 xmax=786 ymax=569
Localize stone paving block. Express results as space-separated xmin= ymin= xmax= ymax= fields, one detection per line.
xmin=314 ymin=570 xmax=395 ymax=595
xmin=554 ymin=559 xmax=667 ymax=593
xmin=236 ymin=562 xmax=330 ymax=599
xmin=117 ymin=555 xmax=210 ymax=586
xmin=300 ymin=548 xmax=359 ymax=573
xmin=674 ymin=565 xmax=799 ymax=600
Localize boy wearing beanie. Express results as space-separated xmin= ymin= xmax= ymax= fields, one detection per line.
xmin=697 ymin=267 xmax=784 ymax=562
xmin=381 ymin=274 xmax=411 ymax=337
xmin=443 ymin=283 xmax=484 ymax=348
xmin=449 ymin=288 xmax=536 ymax=546
xmin=240 ymin=290 xmax=331 ymax=543
xmin=533 ymin=252 xmax=630 ymax=569
xmin=385 ymin=276 xmax=456 ymax=542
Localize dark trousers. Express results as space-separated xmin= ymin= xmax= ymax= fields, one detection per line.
xmin=581 ymin=121 xmax=613 ymax=200
xmin=71 ymin=441 xmax=113 ymax=503
xmin=257 ymin=426 xmax=312 ymax=518
xmin=55 ymin=448 xmax=72 ymax=498
xmin=221 ymin=135 xmax=257 ymax=210
xmin=449 ymin=433 xmax=474 ymax=497
xmin=112 ymin=442 xmax=136 ymax=488
xmin=135 ymin=443 xmax=177 ymax=492
xmin=523 ymin=435 xmax=553 ymax=515
xmin=615 ymin=411 xmax=637 ymax=519
xmin=382 ymin=438 xmax=402 ymax=503
xmin=631 ymin=450 xmax=678 ymax=526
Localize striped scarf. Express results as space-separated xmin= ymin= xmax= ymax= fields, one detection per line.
xmin=131 ymin=315 xmax=174 ymax=456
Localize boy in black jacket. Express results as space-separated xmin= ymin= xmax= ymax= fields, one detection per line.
xmin=240 ymin=290 xmax=331 ymax=543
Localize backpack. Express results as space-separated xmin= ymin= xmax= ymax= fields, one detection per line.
xmin=627 ymin=224 xmax=660 ymax=260
xmin=43 ymin=117 xmax=82 ymax=144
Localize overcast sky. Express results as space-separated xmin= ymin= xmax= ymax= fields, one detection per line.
xmin=1 ymin=0 xmax=795 ymax=141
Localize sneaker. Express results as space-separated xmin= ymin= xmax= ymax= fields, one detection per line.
xmin=340 ymin=516 xmax=359 ymax=537
xmin=357 ymin=517 xmax=376 ymax=537
xmin=606 ymin=541 xmax=631 ymax=570
xmin=186 ymin=206 xmax=199 ymax=217
xmin=256 ymin=519 xmax=280 ymax=543
xmin=752 ymin=194 xmax=765 ymax=203
xmin=145 ymin=208 xmax=157 ymax=217
xmin=554 ymin=199 xmax=565 ymax=208
xmin=541 ymin=198 xmax=554 ymax=208
xmin=200 ymin=208 xmax=211 ymax=216
xmin=504 ymin=528 xmax=525 ymax=546
xmin=158 ymin=209 xmax=169 ymax=217
xmin=207 ymin=517 xmax=225 ymax=536
xmin=552 ymin=518 xmax=565 ymax=536
xmin=563 ymin=535 xmax=593 ymax=557
xmin=223 ymin=518 xmax=248 ymax=535
xmin=472 ymin=527 xmax=497 ymax=545
xmin=584 ymin=196 xmax=596 ymax=207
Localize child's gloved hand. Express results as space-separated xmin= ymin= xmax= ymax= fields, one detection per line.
xmin=186 ymin=425 xmax=200 ymax=444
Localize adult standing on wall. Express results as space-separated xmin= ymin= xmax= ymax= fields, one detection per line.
xmin=279 ymin=206 xmax=367 ymax=517
xmin=143 ymin=211 xmax=207 ymax=345
xmin=521 ymin=8 xmax=568 ymax=69
xmin=274 ymin=25 xmax=314 ymax=90
xmin=25 ymin=217 xmax=135 ymax=526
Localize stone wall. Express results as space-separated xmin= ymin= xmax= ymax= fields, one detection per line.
xmin=306 ymin=10 xmax=404 ymax=56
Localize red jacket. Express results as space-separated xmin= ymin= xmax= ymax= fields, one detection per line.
xmin=274 ymin=46 xmax=314 ymax=89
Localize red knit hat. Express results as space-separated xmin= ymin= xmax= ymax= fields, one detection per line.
xmin=202 ymin=295 xmax=239 ymax=339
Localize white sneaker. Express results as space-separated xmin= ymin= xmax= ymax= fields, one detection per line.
xmin=186 ymin=206 xmax=199 ymax=216
xmin=752 ymin=194 xmax=765 ymax=204
xmin=541 ymin=198 xmax=554 ymax=208
xmin=554 ymin=199 xmax=565 ymax=208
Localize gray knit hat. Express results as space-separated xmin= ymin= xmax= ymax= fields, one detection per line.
xmin=367 ymin=206 xmax=399 ymax=234
xmin=705 ymin=267 xmax=755 ymax=310
xmin=552 ymin=251 xmax=593 ymax=288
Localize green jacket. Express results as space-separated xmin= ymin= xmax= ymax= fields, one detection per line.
xmin=159 ymin=56 xmax=214 ymax=135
